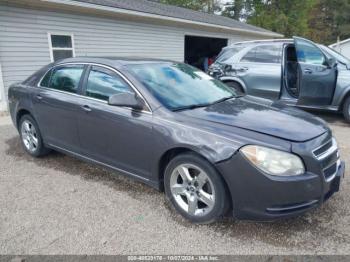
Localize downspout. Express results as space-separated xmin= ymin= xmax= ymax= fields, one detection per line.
xmin=0 ymin=62 xmax=7 ymax=112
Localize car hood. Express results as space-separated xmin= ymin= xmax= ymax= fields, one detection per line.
xmin=178 ymin=96 xmax=329 ymax=142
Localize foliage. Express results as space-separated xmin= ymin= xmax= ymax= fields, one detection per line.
xmin=221 ymin=0 xmax=253 ymax=20
xmin=246 ymin=0 xmax=315 ymax=38
xmin=307 ymin=0 xmax=350 ymax=44
xmin=157 ymin=0 xmax=350 ymax=44
xmin=222 ymin=0 xmax=243 ymax=20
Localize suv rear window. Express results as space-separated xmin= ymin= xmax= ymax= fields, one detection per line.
xmin=216 ymin=46 xmax=245 ymax=63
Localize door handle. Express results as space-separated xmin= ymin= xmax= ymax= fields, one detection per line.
xmin=81 ymin=105 xmax=92 ymax=112
xmin=304 ymin=68 xmax=313 ymax=74
xmin=36 ymin=94 xmax=43 ymax=100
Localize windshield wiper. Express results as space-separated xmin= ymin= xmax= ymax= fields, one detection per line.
xmin=172 ymin=95 xmax=238 ymax=112
xmin=172 ymin=103 xmax=211 ymax=112
xmin=208 ymin=95 xmax=236 ymax=106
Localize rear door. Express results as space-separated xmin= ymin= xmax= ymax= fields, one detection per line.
xmin=33 ymin=64 xmax=85 ymax=152
xmin=294 ymin=37 xmax=337 ymax=106
xmin=235 ymin=43 xmax=282 ymax=100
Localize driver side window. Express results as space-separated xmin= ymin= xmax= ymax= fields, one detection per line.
xmin=296 ymin=40 xmax=326 ymax=65
xmin=85 ymin=66 xmax=134 ymax=101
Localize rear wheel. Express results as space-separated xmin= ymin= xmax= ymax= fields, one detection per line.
xmin=19 ymin=114 xmax=50 ymax=157
xmin=343 ymin=96 xmax=350 ymax=123
xmin=224 ymin=81 xmax=244 ymax=95
xmin=164 ymin=153 xmax=229 ymax=224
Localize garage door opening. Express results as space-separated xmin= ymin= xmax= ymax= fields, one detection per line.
xmin=185 ymin=35 xmax=228 ymax=71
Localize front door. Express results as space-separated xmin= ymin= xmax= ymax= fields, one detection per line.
xmin=33 ymin=64 xmax=85 ymax=152
xmin=76 ymin=65 xmax=154 ymax=179
xmin=294 ymin=37 xmax=337 ymax=106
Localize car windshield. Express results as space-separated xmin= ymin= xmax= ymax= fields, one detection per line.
xmin=127 ymin=62 xmax=237 ymax=111
xmin=319 ymin=45 xmax=350 ymax=65
xmin=215 ymin=45 xmax=245 ymax=63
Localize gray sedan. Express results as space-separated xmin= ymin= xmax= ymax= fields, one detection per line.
xmin=8 ymin=57 xmax=344 ymax=223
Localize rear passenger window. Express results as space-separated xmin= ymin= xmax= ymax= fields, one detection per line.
xmin=40 ymin=70 xmax=52 ymax=88
xmin=48 ymin=66 xmax=84 ymax=93
xmin=85 ymin=66 xmax=134 ymax=101
xmin=241 ymin=45 xmax=281 ymax=63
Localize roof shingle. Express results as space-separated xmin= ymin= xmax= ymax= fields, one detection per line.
xmin=74 ymin=0 xmax=280 ymax=36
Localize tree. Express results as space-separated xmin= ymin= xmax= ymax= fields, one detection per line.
xmin=222 ymin=0 xmax=253 ymax=21
xmin=306 ymin=0 xmax=334 ymax=44
xmin=247 ymin=0 xmax=315 ymax=38
xmin=306 ymin=0 xmax=350 ymax=44
xmin=157 ymin=0 xmax=350 ymax=44
xmin=336 ymin=1 xmax=350 ymax=40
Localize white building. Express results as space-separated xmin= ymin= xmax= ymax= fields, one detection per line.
xmin=0 ymin=0 xmax=282 ymax=111
xmin=329 ymin=38 xmax=350 ymax=59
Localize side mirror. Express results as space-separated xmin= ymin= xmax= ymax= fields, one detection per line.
xmin=327 ymin=57 xmax=337 ymax=68
xmin=108 ymin=93 xmax=145 ymax=110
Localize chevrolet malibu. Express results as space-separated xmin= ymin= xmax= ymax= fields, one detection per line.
xmin=8 ymin=57 xmax=345 ymax=223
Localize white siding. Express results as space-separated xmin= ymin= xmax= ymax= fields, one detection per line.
xmin=0 ymin=5 xmax=265 ymax=104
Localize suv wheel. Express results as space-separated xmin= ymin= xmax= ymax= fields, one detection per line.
xmin=19 ymin=114 xmax=50 ymax=157
xmin=343 ymin=96 xmax=350 ymax=123
xmin=224 ymin=81 xmax=244 ymax=95
xmin=164 ymin=153 xmax=229 ymax=224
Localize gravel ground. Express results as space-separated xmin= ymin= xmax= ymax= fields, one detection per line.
xmin=0 ymin=112 xmax=349 ymax=255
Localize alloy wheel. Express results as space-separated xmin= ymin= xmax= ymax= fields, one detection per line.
xmin=21 ymin=120 xmax=38 ymax=153
xmin=170 ymin=164 xmax=215 ymax=217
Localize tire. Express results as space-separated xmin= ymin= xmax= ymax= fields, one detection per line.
xmin=224 ymin=81 xmax=244 ymax=95
xmin=19 ymin=114 xmax=50 ymax=157
xmin=343 ymin=96 xmax=350 ymax=123
xmin=164 ymin=153 xmax=229 ymax=224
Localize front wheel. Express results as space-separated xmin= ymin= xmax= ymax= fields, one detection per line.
xmin=164 ymin=153 xmax=229 ymax=224
xmin=343 ymin=96 xmax=350 ymax=123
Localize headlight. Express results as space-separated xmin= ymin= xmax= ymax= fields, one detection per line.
xmin=240 ymin=145 xmax=305 ymax=176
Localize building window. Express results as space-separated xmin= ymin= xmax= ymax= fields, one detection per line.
xmin=48 ymin=33 xmax=75 ymax=62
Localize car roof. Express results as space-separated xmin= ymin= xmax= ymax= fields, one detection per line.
xmin=55 ymin=57 xmax=176 ymax=67
xmin=226 ymin=38 xmax=294 ymax=48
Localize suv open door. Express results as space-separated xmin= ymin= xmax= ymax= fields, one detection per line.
xmin=294 ymin=37 xmax=337 ymax=106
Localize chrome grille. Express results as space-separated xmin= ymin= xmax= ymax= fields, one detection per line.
xmin=313 ymin=138 xmax=338 ymax=161
xmin=313 ymin=140 xmax=332 ymax=157
xmin=313 ymin=138 xmax=340 ymax=182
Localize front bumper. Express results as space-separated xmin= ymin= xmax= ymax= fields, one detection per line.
xmin=216 ymin=151 xmax=345 ymax=222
